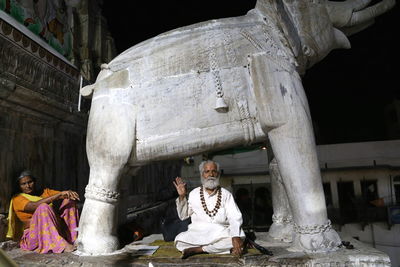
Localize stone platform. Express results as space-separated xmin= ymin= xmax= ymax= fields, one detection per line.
xmin=1 ymin=233 xmax=391 ymax=266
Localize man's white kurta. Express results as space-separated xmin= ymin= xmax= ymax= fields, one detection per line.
xmin=174 ymin=186 xmax=245 ymax=253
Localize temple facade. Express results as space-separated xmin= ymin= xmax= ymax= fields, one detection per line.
xmin=0 ymin=0 xmax=115 ymax=215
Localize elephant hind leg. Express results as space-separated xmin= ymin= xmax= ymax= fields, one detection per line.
xmin=77 ymin=97 xmax=137 ymax=255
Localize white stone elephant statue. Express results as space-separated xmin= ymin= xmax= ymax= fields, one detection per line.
xmin=77 ymin=0 xmax=395 ymax=255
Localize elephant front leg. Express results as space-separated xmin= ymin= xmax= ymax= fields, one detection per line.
xmin=268 ymin=158 xmax=293 ymax=243
xmin=267 ymin=102 xmax=341 ymax=253
xmin=78 ymin=169 xmax=122 ymax=254
xmin=266 ymin=79 xmax=341 ymax=252
xmin=249 ymin=53 xmax=341 ymax=252
xmin=77 ymin=96 xmax=136 ymax=255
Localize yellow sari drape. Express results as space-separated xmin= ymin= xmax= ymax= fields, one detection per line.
xmin=6 ymin=193 xmax=43 ymax=240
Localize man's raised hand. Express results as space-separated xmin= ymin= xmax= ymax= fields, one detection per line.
xmin=173 ymin=177 xmax=187 ymax=200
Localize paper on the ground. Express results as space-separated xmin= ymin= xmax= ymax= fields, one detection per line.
xmin=125 ymin=244 xmax=159 ymax=256
xmin=133 ymin=234 xmax=164 ymax=245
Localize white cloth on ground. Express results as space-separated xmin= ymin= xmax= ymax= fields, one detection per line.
xmin=174 ymin=186 xmax=245 ymax=254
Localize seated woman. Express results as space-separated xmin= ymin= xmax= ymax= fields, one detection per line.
xmin=6 ymin=170 xmax=80 ymax=253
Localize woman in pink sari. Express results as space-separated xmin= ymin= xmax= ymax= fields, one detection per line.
xmin=7 ymin=171 xmax=80 ymax=253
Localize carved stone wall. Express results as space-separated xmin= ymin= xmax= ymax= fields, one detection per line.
xmin=74 ymin=0 xmax=117 ymax=81
xmin=1 ymin=1 xmax=181 ymax=243
xmin=0 ymin=18 xmax=89 ymax=217
xmin=0 ymin=107 xmax=89 ymax=213
xmin=0 ymin=19 xmax=81 ymax=107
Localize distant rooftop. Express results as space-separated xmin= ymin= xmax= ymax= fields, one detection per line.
xmin=214 ymin=140 xmax=400 ymax=175
xmin=317 ymin=139 xmax=400 ymax=169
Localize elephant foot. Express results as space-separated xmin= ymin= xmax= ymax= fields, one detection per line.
xmin=77 ymin=196 xmax=120 ymax=255
xmin=287 ymin=220 xmax=341 ymax=253
xmin=77 ymin=233 xmax=119 ymax=255
xmin=267 ymin=214 xmax=293 ymax=243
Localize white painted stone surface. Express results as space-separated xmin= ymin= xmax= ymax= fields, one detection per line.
xmin=339 ymin=223 xmax=400 ymax=267
xmin=78 ymin=0 xmax=395 ymax=255
xmin=256 ymin=232 xmax=391 ymax=266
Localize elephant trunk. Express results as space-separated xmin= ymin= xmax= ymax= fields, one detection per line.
xmin=327 ymin=0 xmax=395 ymax=30
xmin=348 ymin=0 xmax=395 ymax=27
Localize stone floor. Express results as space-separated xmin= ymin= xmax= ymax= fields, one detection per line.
xmin=0 ymin=233 xmax=392 ymax=267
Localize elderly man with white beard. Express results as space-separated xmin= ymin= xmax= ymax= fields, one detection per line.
xmin=173 ymin=160 xmax=245 ymax=259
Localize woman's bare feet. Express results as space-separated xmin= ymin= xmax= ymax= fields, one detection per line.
xmin=64 ymin=243 xmax=77 ymax=253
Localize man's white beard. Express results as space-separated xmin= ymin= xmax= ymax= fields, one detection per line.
xmin=201 ymin=176 xmax=220 ymax=190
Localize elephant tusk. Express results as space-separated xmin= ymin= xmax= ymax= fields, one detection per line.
xmin=333 ymin=28 xmax=351 ymax=49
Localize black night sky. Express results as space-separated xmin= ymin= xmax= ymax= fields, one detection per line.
xmin=102 ymin=1 xmax=399 ymax=145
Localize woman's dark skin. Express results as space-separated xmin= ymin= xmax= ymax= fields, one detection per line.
xmin=18 ymin=175 xmax=80 ymax=252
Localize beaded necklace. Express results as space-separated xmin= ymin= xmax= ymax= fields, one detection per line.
xmin=200 ymin=186 xmax=222 ymax=218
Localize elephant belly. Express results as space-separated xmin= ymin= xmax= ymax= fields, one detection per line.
xmin=133 ymin=67 xmax=266 ymax=163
